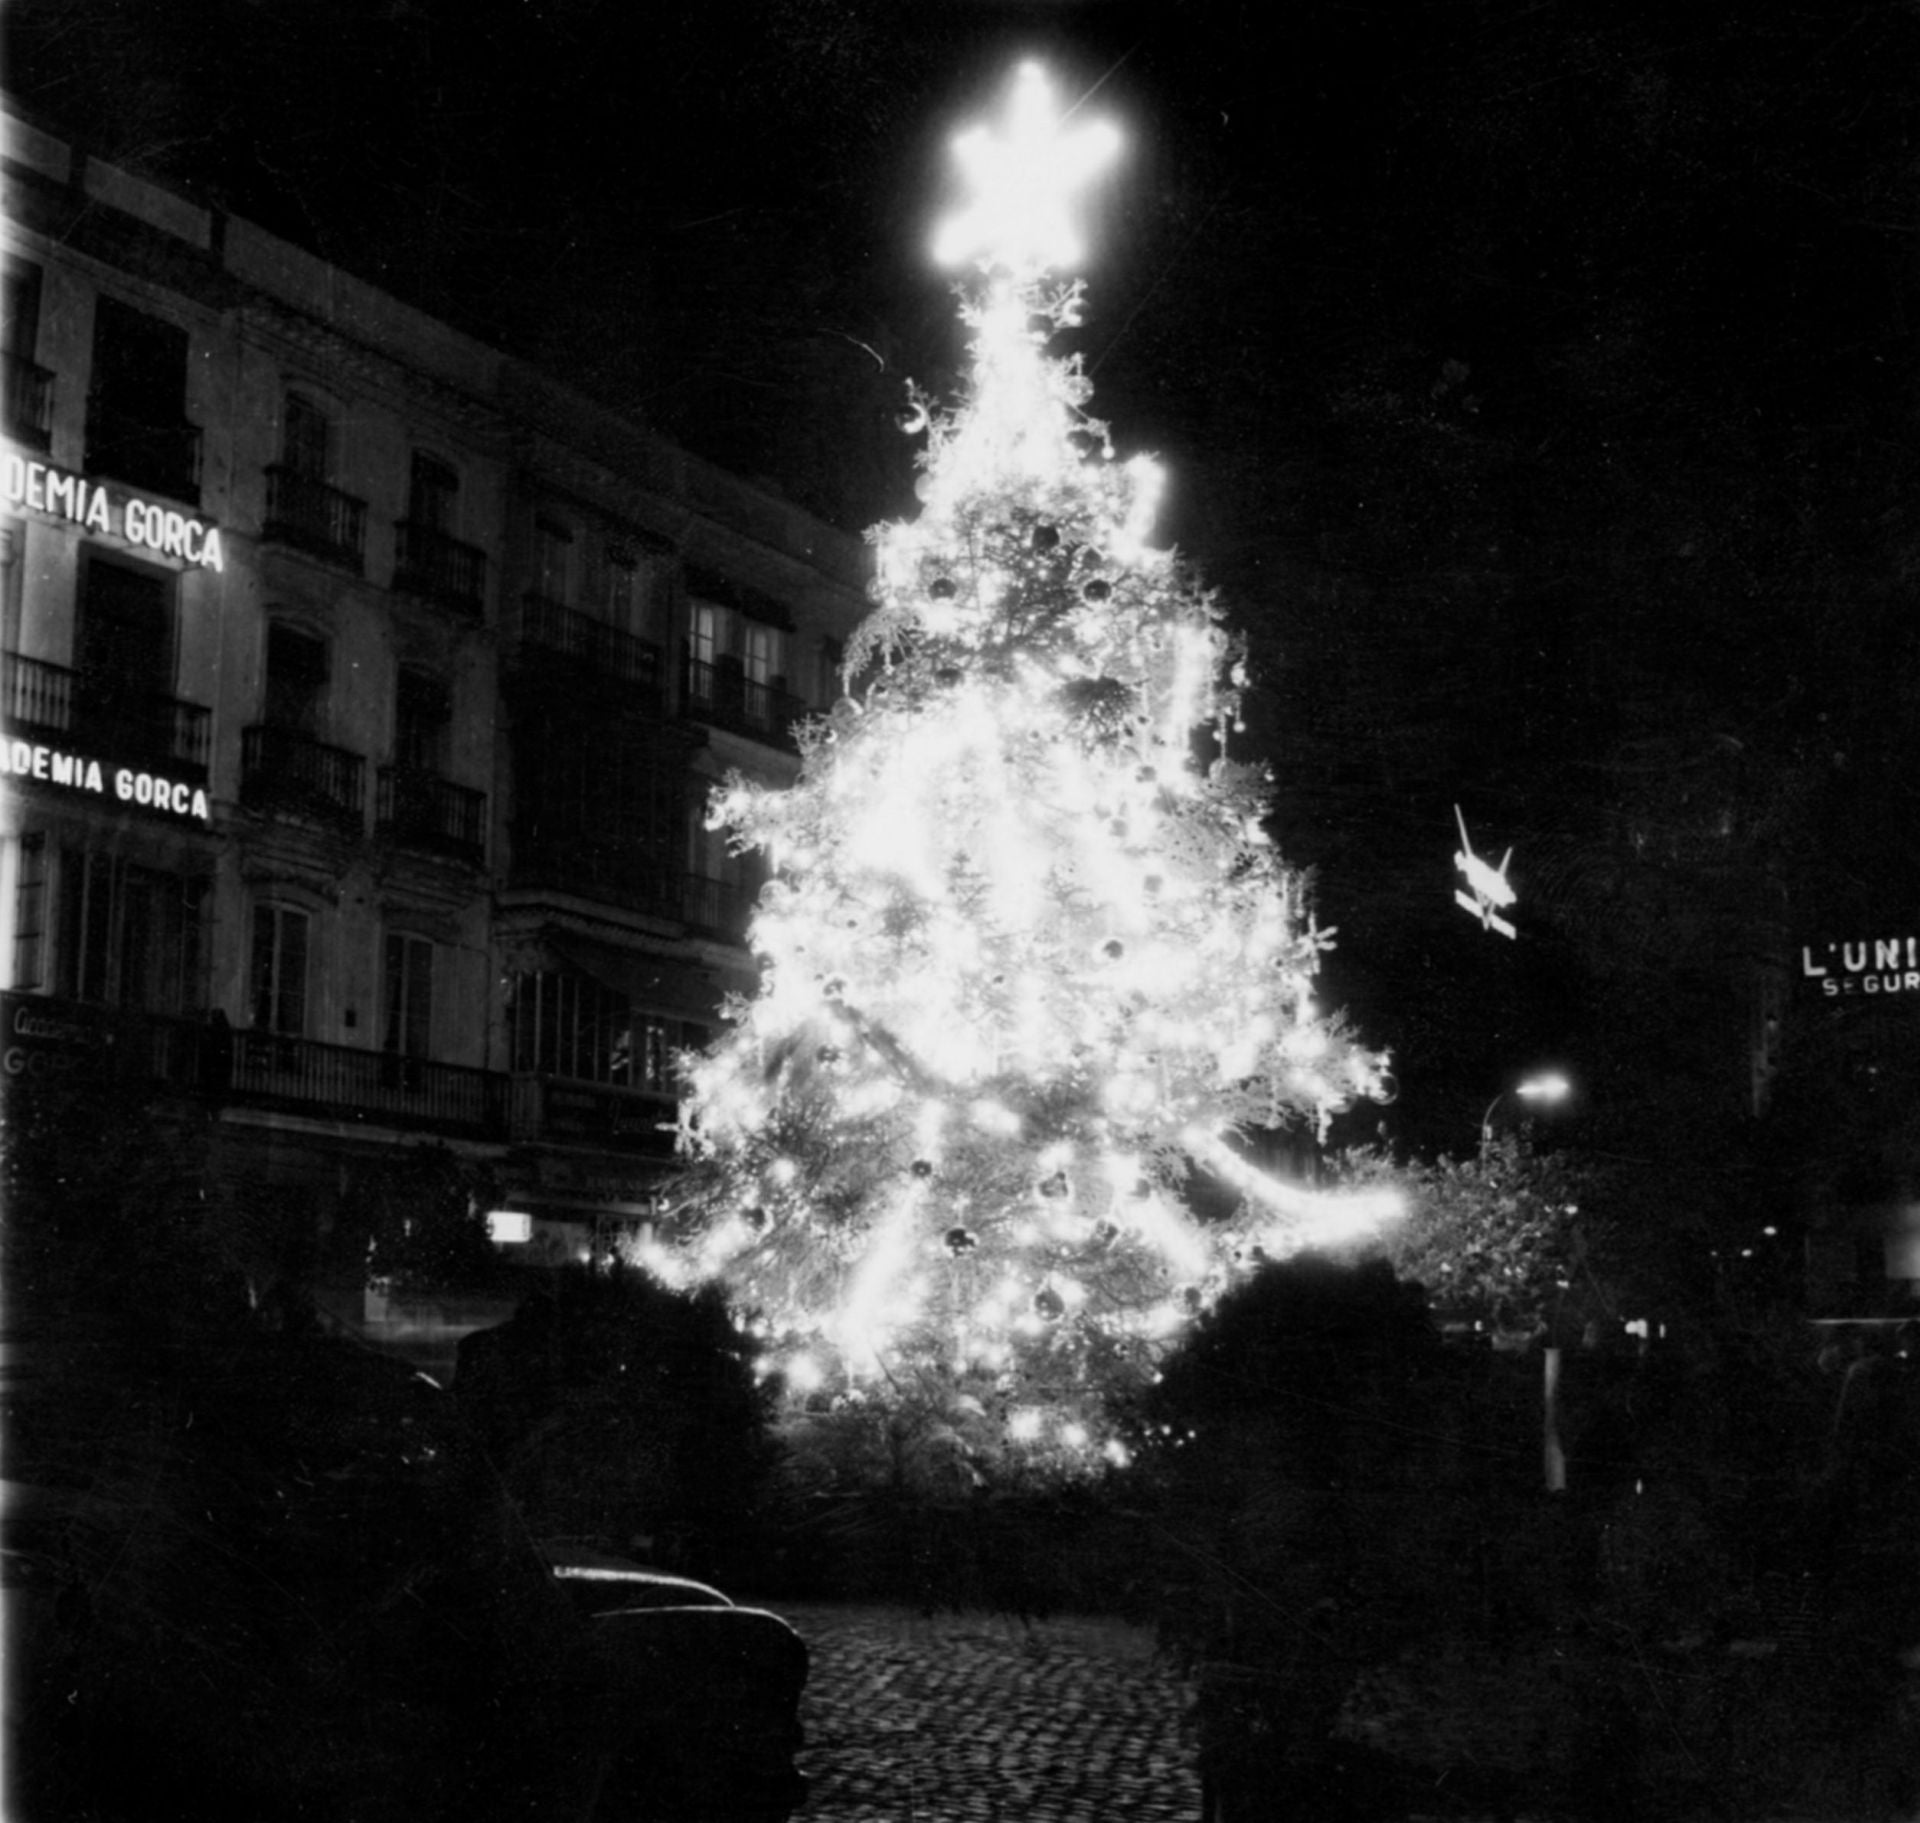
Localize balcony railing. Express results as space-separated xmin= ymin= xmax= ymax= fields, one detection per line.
xmin=4 ymin=354 xmax=54 ymax=449
xmin=393 ymin=520 xmax=487 ymax=617
xmin=84 ymin=394 xmax=202 ymax=503
xmin=1 ymin=991 xmax=503 ymax=1140
xmin=263 ymin=464 xmax=368 ymax=572
xmin=682 ymin=654 xmax=807 ymax=747
xmin=232 ymin=1030 xmax=508 ymax=1137
xmin=508 ymin=1075 xmax=677 ymax=1155
xmin=241 ymin=723 xmax=365 ymax=829
xmin=376 ymin=764 xmax=486 ymax=865
xmin=4 ymin=651 xmax=211 ymax=776
xmin=507 ymin=593 xmax=662 ymax=698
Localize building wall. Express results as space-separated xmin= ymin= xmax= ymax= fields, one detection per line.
xmin=1 ymin=104 xmax=870 ymax=1343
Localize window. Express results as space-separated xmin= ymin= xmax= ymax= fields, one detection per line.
xmin=606 ymin=545 xmax=660 ymax=640
xmin=408 ymin=452 xmax=459 ymax=534
xmin=743 ymin=620 xmax=783 ymax=689
xmin=93 ymin=297 xmax=188 ymax=420
xmin=3 ymin=263 xmax=48 ymax=448
xmin=817 ymin=637 xmax=844 ymax=708
xmin=89 ymin=297 xmax=196 ymax=498
xmin=283 ymin=391 xmax=332 ymax=480
xmin=2 ymin=262 xmax=41 ymax=359
xmin=9 ymin=832 xmax=48 ymax=991
xmin=250 ymin=903 xmax=309 ymax=1035
xmin=382 ymin=933 xmax=434 ymax=1059
xmin=394 ymin=667 xmax=450 ymax=772
xmin=77 ymin=558 xmax=174 ymax=701
xmin=508 ymin=968 xmax=699 ymax=1092
xmin=513 ymin=711 xmax=684 ymax=896
xmin=691 ymin=600 xmax=728 ymax=670
xmin=692 ymin=601 xmax=785 ymax=683
xmin=55 ymin=848 xmax=206 ymax=1012
xmin=264 ymin=624 xmax=328 ymax=734
xmin=533 ymin=517 xmax=572 ymax=605
xmin=690 ymin=599 xmax=789 ymax=732
xmin=75 ymin=559 xmax=175 ymax=759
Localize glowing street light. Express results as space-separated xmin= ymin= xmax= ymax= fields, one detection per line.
xmin=931 ymin=61 xmax=1122 ymax=276
xmin=1480 ymin=1071 xmax=1571 ymax=1150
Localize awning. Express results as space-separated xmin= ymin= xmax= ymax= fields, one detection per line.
xmin=542 ymin=926 xmax=722 ymax=1021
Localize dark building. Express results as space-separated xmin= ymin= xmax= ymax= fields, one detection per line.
xmin=1 ymin=104 xmax=869 ymax=1369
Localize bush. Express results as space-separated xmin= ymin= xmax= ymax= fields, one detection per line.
xmin=453 ymin=1264 xmax=781 ymax=1588
xmin=1126 ymin=1253 xmax=1643 ymax=1820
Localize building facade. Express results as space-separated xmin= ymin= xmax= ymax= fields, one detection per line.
xmin=1 ymin=108 xmax=869 ymax=1362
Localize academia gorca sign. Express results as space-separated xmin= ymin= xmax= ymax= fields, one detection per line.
xmin=3 ymin=454 xmax=226 ymax=571
xmin=0 ymin=737 xmax=211 ymax=823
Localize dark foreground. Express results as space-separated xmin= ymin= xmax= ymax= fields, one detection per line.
xmin=773 ymin=1602 xmax=1201 ymax=1823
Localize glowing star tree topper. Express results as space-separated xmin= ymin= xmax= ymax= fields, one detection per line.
xmin=655 ymin=63 xmax=1396 ymax=1472
xmin=931 ymin=61 xmax=1122 ymax=276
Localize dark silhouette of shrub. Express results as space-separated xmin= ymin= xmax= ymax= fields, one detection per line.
xmin=454 ymin=1264 xmax=781 ymax=1588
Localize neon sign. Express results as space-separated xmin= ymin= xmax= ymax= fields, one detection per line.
xmin=2 ymin=454 xmax=225 ymax=572
xmin=1801 ymin=938 xmax=1920 ymax=999
xmin=0 ymin=737 xmax=212 ymax=823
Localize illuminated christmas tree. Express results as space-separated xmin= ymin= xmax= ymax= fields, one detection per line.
xmin=654 ymin=65 xmax=1397 ymax=1464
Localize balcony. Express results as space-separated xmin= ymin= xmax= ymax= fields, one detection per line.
xmin=4 ymin=652 xmax=211 ymax=776
xmin=0 ymin=990 xmax=509 ymax=1138
xmin=393 ymin=520 xmax=487 ymax=618
xmin=508 ymin=1075 xmax=678 ymax=1156
xmin=84 ymin=394 xmax=202 ymax=504
xmin=231 ymin=1030 xmax=509 ymax=1138
xmin=506 ymin=593 xmax=662 ymax=703
xmin=377 ymin=764 xmax=486 ymax=865
xmin=241 ymin=723 xmax=365 ymax=830
xmin=263 ymin=464 xmax=368 ymax=573
xmin=4 ymin=354 xmax=54 ymax=449
xmin=682 ymin=653 xmax=807 ymax=748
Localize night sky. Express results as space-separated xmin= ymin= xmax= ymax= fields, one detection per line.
xmin=10 ymin=0 xmax=1920 ymax=1159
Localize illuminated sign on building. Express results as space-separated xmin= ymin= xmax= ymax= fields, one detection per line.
xmin=1 ymin=454 xmax=226 ymax=572
xmin=0 ymin=738 xmax=212 ymax=823
xmin=1800 ymin=938 xmax=1920 ymax=998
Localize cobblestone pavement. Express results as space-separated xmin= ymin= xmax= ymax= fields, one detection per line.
xmin=774 ymin=1602 xmax=1203 ymax=1823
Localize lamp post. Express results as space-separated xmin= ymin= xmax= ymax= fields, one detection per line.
xmin=1479 ymin=1071 xmax=1571 ymax=1153
xmin=1479 ymin=1071 xmax=1573 ymax=1492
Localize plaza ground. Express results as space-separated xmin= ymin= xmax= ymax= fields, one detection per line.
xmin=773 ymin=1601 xmax=1201 ymax=1823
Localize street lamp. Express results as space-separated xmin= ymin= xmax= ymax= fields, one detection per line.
xmin=1480 ymin=1071 xmax=1571 ymax=1151
xmin=1477 ymin=1070 xmax=1575 ymax=1495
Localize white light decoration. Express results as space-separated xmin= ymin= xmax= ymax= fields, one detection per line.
xmin=661 ymin=60 xmax=1393 ymax=1466
xmin=1453 ymin=804 xmax=1518 ymax=939
xmin=932 ymin=62 xmax=1122 ymax=276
